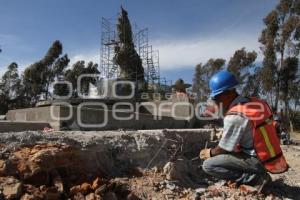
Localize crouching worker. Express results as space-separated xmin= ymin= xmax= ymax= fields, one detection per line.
xmin=200 ymin=71 xmax=289 ymax=192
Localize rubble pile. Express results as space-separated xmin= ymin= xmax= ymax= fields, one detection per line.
xmin=0 ymin=142 xmax=144 ymax=199
xmin=0 ymin=131 xmax=299 ymax=199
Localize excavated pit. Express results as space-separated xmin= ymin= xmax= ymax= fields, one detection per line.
xmin=0 ymin=129 xmax=215 ymax=199
xmin=1 ymin=129 xmax=298 ymax=200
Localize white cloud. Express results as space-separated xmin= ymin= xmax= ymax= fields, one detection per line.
xmin=0 ymin=67 xmax=6 ymax=77
xmin=66 ymin=33 xmax=263 ymax=70
xmin=153 ymin=34 xmax=262 ymax=69
xmin=69 ymin=51 xmax=100 ymax=66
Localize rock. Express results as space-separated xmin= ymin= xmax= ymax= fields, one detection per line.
xmin=103 ymin=192 xmax=118 ymax=200
xmin=227 ymin=181 xmax=237 ymax=188
xmin=52 ymin=170 xmax=64 ymax=193
xmin=126 ymin=192 xmax=140 ymax=200
xmin=84 ymin=193 xmax=103 ymax=200
xmin=195 ymin=187 xmax=206 ymax=194
xmin=74 ymin=192 xmax=85 ymax=200
xmin=23 ymin=184 xmax=44 ymax=199
xmin=80 ymin=183 xmax=92 ymax=195
xmin=92 ymin=177 xmax=103 ymax=190
xmin=163 ymin=189 xmax=176 ymax=200
xmin=12 ymin=143 xmax=75 ymax=184
xmin=214 ymin=180 xmax=227 ymax=188
xmin=94 ymin=194 xmax=103 ymax=200
xmin=152 ymin=166 xmax=160 ymax=173
xmin=39 ymin=185 xmax=46 ymax=191
xmin=239 ymin=184 xmax=258 ymax=194
xmin=163 ymin=161 xmax=196 ymax=186
xmin=70 ymin=185 xmax=82 ymax=195
xmin=163 ymin=162 xmax=174 ymax=179
xmin=0 ymin=159 xmax=6 ymax=174
xmin=85 ymin=193 xmax=96 ymax=200
xmin=208 ymin=180 xmax=226 ymax=192
xmin=20 ymin=193 xmax=35 ymax=200
xmin=165 ymin=181 xmax=178 ymax=191
xmin=265 ymin=196 xmax=274 ymax=200
xmin=1 ymin=177 xmax=23 ymax=200
xmin=70 ymin=183 xmax=93 ymax=196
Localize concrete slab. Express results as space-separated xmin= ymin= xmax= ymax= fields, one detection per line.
xmin=0 ymin=129 xmax=214 ymax=173
xmin=6 ymin=104 xmax=193 ymax=131
xmin=0 ymin=121 xmax=50 ymax=132
xmin=140 ymin=95 xmax=193 ymax=118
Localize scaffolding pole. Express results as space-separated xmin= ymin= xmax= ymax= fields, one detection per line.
xmin=100 ymin=17 xmax=161 ymax=91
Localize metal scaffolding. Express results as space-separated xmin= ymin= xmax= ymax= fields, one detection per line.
xmin=100 ymin=17 xmax=160 ymax=90
xmin=136 ymin=28 xmax=160 ymax=89
xmin=100 ymin=17 xmax=119 ymax=79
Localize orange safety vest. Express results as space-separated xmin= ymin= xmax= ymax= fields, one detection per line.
xmin=226 ymin=97 xmax=289 ymax=174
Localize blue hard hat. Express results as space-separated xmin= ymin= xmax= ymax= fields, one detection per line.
xmin=209 ymin=70 xmax=239 ymax=97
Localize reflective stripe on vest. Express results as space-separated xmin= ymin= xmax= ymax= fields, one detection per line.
xmin=259 ymin=126 xmax=276 ymax=158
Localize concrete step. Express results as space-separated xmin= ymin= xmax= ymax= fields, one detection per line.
xmin=0 ymin=121 xmax=50 ymax=132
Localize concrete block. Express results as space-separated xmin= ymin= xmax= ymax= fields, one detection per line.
xmin=0 ymin=121 xmax=50 ymax=132
xmin=6 ymin=104 xmax=191 ymax=131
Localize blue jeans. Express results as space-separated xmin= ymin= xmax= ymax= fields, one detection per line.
xmin=202 ymin=153 xmax=267 ymax=185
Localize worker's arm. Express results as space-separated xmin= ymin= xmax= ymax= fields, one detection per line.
xmin=200 ymin=114 xmax=251 ymax=160
xmin=210 ymin=145 xmax=228 ymax=156
xmin=199 ymin=145 xmax=229 ymax=160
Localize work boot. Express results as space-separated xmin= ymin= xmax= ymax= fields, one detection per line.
xmin=253 ymin=173 xmax=271 ymax=193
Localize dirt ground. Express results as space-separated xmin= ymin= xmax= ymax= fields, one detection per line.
xmin=290 ymin=131 xmax=300 ymax=140
xmin=0 ymin=131 xmax=300 ymax=200
xmin=114 ymin=144 xmax=300 ymax=200
xmin=0 ymin=146 xmax=299 ymax=200
xmin=85 ymin=144 xmax=298 ymax=200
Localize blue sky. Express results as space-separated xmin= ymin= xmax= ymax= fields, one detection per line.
xmin=0 ymin=0 xmax=277 ymax=83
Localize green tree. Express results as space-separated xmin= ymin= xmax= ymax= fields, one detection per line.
xmin=280 ymin=57 xmax=299 ymax=115
xmin=259 ymin=0 xmax=300 ymax=113
xmin=55 ymin=61 xmax=99 ymax=97
xmin=290 ymin=80 xmax=300 ymax=111
xmin=0 ymin=94 xmax=7 ymax=114
xmin=114 ymin=7 xmax=144 ymax=81
xmin=244 ymin=68 xmax=261 ymax=97
xmin=23 ymin=40 xmax=69 ymax=102
xmin=227 ymin=48 xmax=257 ymax=96
xmin=227 ymin=48 xmax=257 ymax=81
xmin=192 ymin=64 xmax=204 ymax=100
xmin=23 ymin=62 xmax=43 ymax=103
xmin=289 ymin=79 xmax=300 ymax=125
xmin=0 ymin=62 xmax=20 ymax=98
xmin=0 ymin=62 xmax=22 ymax=113
xmin=192 ymin=58 xmax=225 ymax=100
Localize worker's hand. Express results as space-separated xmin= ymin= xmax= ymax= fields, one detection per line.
xmin=199 ymin=148 xmax=211 ymax=160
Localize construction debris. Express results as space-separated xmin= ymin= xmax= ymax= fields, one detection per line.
xmin=0 ymin=130 xmax=299 ymax=199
